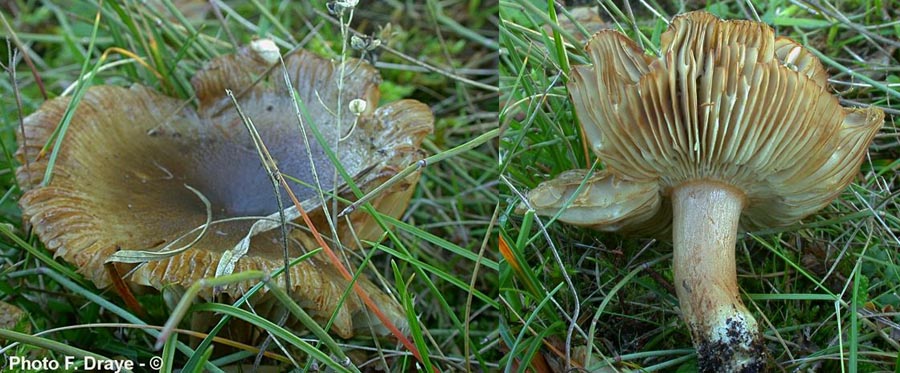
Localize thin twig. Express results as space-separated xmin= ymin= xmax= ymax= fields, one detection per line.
xmin=223 ymin=89 xmax=296 ymax=368
xmin=0 ymin=11 xmax=47 ymax=99
xmin=313 ymin=8 xmax=497 ymax=92
xmin=7 ymin=40 xmax=30 ymax=187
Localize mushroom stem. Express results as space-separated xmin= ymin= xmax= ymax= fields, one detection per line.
xmin=672 ymin=181 xmax=765 ymax=372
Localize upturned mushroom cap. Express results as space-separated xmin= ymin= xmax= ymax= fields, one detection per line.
xmin=16 ymin=44 xmax=433 ymax=338
xmin=529 ymin=11 xmax=882 ymax=233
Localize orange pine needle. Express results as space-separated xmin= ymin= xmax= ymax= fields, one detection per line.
xmin=498 ymin=235 xmax=520 ymax=274
xmin=104 ymin=257 xmax=147 ymax=319
xmin=277 ymin=176 xmax=433 ymax=371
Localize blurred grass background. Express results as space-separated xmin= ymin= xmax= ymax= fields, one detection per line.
xmin=500 ymin=0 xmax=899 ymax=371
xmin=0 ymin=0 xmax=500 ymax=371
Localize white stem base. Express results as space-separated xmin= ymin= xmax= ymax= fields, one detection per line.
xmin=672 ymin=181 xmax=765 ymax=372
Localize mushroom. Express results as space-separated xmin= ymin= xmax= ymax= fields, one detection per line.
xmin=524 ymin=11 xmax=882 ymax=371
xmin=0 ymin=301 xmax=29 ymax=343
xmin=16 ymin=42 xmax=433 ymax=340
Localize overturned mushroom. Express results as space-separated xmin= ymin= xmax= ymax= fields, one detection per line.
xmin=16 ymin=42 xmax=433 ymax=339
xmin=524 ymin=12 xmax=882 ymax=371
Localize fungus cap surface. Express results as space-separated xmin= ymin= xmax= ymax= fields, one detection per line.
xmin=16 ymin=45 xmax=433 ymax=338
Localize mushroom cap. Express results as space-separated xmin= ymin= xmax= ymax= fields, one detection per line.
xmin=523 ymin=169 xmax=665 ymax=234
xmin=16 ymin=45 xmax=433 ymax=338
xmin=537 ymin=11 xmax=882 ymax=233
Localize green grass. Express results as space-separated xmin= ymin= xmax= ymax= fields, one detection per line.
xmin=0 ymin=0 xmax=499 ymax=371
xmin=500 ymin=0 xmax=899 ymax=371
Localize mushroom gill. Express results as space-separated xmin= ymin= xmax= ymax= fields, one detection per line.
xmin=16 ymin=43 xmax=433 ymax=339
xmin=524 ymin=11 xmax=882 ymax=371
